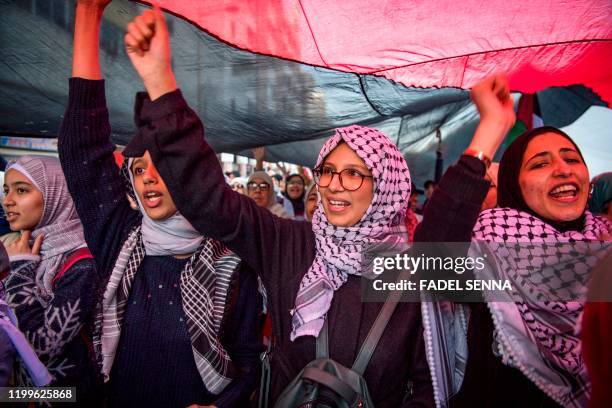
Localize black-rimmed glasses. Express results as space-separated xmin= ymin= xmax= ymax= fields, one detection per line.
xmin=313 ymin=166 xmax=373 ymax=191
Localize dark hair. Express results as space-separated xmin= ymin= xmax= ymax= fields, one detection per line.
xmin=283 ymin=174 xmax=306 ymax=214
xmin=424 ymin=180 xmax=435 ymax=189
xmin=283 ymin=174 xmax=306 ymax=198
xmin=286 ymin=173 xmax=305 ymax=184
xmin=497 ymin=126 xmax=586 ymax=230
xmin=410 ymin=183 xmax=419 ymax=196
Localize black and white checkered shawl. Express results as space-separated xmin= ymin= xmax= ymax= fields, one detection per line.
xmin=93 ymin=226 xmax=241 ymax=394
xmin=291 ymin=125 xmax=411 ymax=340
xmin=423 ymin=209 xmax=611 ymax=408
xmin=468 ymin=208 xmax=611 ymax=408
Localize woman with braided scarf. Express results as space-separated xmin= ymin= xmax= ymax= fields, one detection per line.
xmin=123 ymin=4 xmax=519 ymax=406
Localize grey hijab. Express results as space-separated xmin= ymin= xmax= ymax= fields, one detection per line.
xmin=5 ymin=156 xmax=87 ymax=298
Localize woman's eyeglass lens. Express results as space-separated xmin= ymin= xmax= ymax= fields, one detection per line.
xmin=247 ymin=182 xmax=270 ymax=191
xmin=313 ymin=166 xmax=372 ymax=191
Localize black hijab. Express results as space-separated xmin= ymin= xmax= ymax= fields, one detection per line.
xmin=498 ymin=126 xmax=587 ymax=232
xmin=283 ymin=174 xmax=306 ymax=216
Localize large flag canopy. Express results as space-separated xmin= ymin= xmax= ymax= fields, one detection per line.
xmin=0 ymin=0 xmax=610 ymax=188
xmin=155 ymin=0 xmax=612 ymax=105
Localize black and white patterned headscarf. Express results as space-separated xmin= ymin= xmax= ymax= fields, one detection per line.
xmin=291 ymin=125 xmax=411 ymax=340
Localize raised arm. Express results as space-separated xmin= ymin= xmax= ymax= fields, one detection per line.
xmin=415 ymin=75 xmax=516 ymax=243
xmin=58 ymin=0 xmax=139 ymax=275
xmin=72 ymin=0 xmax=109 ymax=80
xmin=122 ymin=8 xmax=313 ymax=277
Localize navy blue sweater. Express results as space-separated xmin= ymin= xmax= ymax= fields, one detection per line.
xmin=58 ymin=78 xmax=261 ymax=408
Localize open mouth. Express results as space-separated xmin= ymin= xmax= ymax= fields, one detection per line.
xmin=143 ymin=191 xmax=162 ymax=207
xmin=548 ymin=183 xmax=579 ymax=202
xmin=327 ymin=198 xmax=351 ymax=213
xmin=5 ymin=211 xmax=18 ymax=221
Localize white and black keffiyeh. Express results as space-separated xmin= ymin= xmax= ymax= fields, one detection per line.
xmin=424 ymin=210 xmax=610 ymax=408
xmin=291 ymin=125 xmax=411 ymax=340
xmin=94 ymin=227 xmax=241 ymax=394
xmin=469 ymin=208 xmax=611 ymax=407
xmin=92 ymin=161 xmax=243 ymax=395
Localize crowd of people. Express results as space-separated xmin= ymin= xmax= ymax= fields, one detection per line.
xmin=0 ymin=1 xmax=611 ymax=407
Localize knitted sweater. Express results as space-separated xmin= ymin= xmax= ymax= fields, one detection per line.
xmin=57 ymin=78 xmax=261 ymax=407
xmin=134 ymin=88 xmax=493 ymax=407
xmin=4 ymin=254 xmax=101 ymax=405
xmin=0 ymin=329 xmax=13 ymax=386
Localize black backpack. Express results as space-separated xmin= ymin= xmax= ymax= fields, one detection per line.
xmin=259 ymin=290 xmax=401 ymax=408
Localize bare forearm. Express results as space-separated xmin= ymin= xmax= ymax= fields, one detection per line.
xmin=72 ymin=3 xmax=105 ymax=79
xmin=467 ymin=74 xmax=516 ymax=160
xmin=124 ymin=6 xmax=177 ymax=100
xmin=466 ymin=118 xmax=512 ymax=160
xmin=141 ymin=68 xmax=177 ymax=101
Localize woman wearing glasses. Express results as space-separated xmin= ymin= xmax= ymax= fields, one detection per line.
xmin=282 ymin=174 xmax=307 ymax=220
xmin=230 ymin=177 xmax=248 ymax=195
xmin=246 ymin=171 xmax=289 ymax=218
xmin=121 ymin=8 xmax=515 ymax=407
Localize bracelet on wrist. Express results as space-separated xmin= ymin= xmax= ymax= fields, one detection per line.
xmin=463 ymin=148 xmax=492 ymax=168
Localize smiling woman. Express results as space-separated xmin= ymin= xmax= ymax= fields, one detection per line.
xmin=519 ymin=133 xmax=589 ymax=221
xmin=499 ymin=126 xmax=592 ymax=229
xmin=432 ymin=127 xmax=612 ymax=408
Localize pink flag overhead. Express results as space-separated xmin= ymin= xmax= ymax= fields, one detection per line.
xmin=152 ymin=0 xmax=612 ymax=105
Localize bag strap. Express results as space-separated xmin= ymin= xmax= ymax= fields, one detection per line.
xmin=316 ymin=317 xmax=329 ymax=359
xmin=302 ymin=367 xmax=359 ymax=405
xmin=258 ymin=340 xmax=273 ymax=408
xmin=351 ymin=270 xmax=408 ymax=375
xmin=52 ymin=248 xmax=93 ymax=289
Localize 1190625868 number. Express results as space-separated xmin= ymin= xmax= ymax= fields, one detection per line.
xmin=0 ymin=387 xmax=76 ymax=402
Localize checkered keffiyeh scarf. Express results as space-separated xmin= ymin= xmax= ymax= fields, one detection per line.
xmin=291 ymin=125 xmax=411 ymax=340
xmin=470 ymin=208 xmax=612 ymax=407
xmin=94 ymin=227 xmax=241 ymax=394
xmin=423 ymin=209 xmax=610 ymax=408
xmin=92 ymin=162 xmax=243 ymax=395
